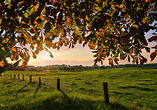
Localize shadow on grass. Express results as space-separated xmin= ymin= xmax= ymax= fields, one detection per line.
xmin=59 ymin=90 xmax=129 ymax=110
xmin=139 ymin=82 xmax=157 ymax=85
xmin=16 ymin=82 xmax=30 ymax=95
xmin=5 ymin=90 xmax=129 ymax=110
xmin=112 ymin=91 xmax=133 ymax=95
xmin=119 ymin=86 xmax=156 ymax=92
xmin=33 ymin=84 xmax=41 ymax=97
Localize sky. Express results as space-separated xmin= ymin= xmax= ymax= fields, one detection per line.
xmin=7 ymin=29 xmax=157 ymax=67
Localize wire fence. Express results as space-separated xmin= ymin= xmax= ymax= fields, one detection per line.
xmin=2 ymin=73 xmax=109 ymax=103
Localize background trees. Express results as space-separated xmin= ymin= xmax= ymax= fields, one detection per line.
xmin=0 ymin=0 xmax=157 ymax=70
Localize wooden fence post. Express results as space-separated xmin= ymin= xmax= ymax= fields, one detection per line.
xmin=39 ymin=77 xmax=41 ymax=85
xmin=103 ymin=82 xmax=109 ymax=103
xmin=18 ymin=74 xmax=19 ymax=79
xmin=14 ymin=74 xmax=16 ymax=79
xmin=30 ymin=75 xmax=32 ymax=83
xmin=57 ymin=79 xmax=60 ymax=90
xmin=22 ymin=74 xmax=24 ymax=81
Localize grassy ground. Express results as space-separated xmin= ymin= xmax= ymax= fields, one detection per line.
xmin=0 ymin=68 xmax=157 ymax=110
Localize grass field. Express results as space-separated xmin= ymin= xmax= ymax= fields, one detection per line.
xmin=0 ymin=68 xmax=157 ymax=110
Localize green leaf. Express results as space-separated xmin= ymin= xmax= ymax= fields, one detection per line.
xmin=120 ymin=53 xmax=124 ymax=60
xmin=114 ymin=53 xmax=118 ymax=57
xmin=5 ymin=49 xmax=11 ymax=57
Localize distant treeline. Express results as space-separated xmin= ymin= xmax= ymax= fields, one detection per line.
xmin=7 ymin=64 xmax=104 ymax=71
xmin=6 ymin=63 xmax=157 ymax=71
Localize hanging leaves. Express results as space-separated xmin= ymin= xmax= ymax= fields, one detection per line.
xmin=120 ymin=53 xmax=125 ymax=60
xmin=108 ymin=58 xmax=114 ymax=67
xmin=44 ymin=47 xmax=53 ymax=58
xmin=108 ymin=56 xmax=119 ymax=67
xmin=31 ymin=50 xmax=37 ymax=59
xmin=140 ymin=55 xmax=147 ymax=65
xmin=0 ymin=0 xmax=157 ymax=68
xmin=114 ymin=57 xmax=119 ymax=64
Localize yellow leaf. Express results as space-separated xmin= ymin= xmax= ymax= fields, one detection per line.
xmin=0 ymin=60 xmax=5 ymax=67
xmin=10 ymin=53 xmax=14 ymax=61
xmin=74 ymin=29 xmax=80 ymax=35
xmin=12 ymin=48 xmax=17 ymax=52
xmin=1 ymin=47 xmax=5 ymax=51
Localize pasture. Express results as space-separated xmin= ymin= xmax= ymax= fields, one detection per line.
xmin=0 ymin=68 xmax=157 ymax=110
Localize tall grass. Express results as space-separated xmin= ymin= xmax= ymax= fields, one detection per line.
xmin=1 ymin=68 xmax=157 ymax=110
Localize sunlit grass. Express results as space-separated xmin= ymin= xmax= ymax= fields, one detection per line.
xmin=1 ymin=68 xmax=157 ymax=110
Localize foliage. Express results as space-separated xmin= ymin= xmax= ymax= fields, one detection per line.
xmin=0 ymin=0 xmax=157 ymax=69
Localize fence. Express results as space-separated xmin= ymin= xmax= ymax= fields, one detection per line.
xmin=2 ymin=74 xmax=109 ymax=103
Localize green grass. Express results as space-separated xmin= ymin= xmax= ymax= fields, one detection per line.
xmin=0 ymin=68 xmax=157 ymax=110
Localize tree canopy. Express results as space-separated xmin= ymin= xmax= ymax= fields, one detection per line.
xmin=0 ymin=0 xmax=157 ymax=70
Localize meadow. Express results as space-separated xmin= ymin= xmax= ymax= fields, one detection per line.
xmin=0 ymin=68 xmax=157 ymax=110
